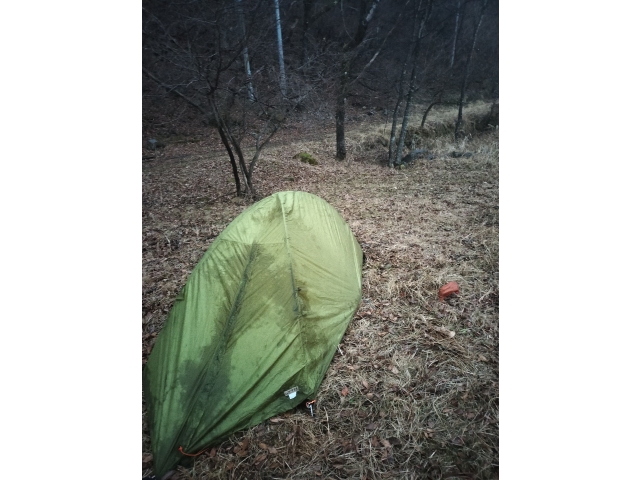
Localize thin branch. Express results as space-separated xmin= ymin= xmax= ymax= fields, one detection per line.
xmin=142 ymin=66 xmax=207 ymax=115
xmin=349 ymin=0 xmax=409 ymax=87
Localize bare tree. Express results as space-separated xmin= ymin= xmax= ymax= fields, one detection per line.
xmin=419 ymin=0 xmax=465 ymax=129
xmin=387 ymin=0 xmax=432 ymax=166
xmin=393 ymin=0 xmax=432 ymax=166
xmin=143 ymin=1 xmax=286 ymax=198
xmin=299 ymin=0 xmax=338 ymax=71
xmin=387 ymin=10 xmax=417 ymax=165
xmin=335 ymin=0 xmax=381 ymax=160
xmin=454 ymin=0 xmax=488 ymax=140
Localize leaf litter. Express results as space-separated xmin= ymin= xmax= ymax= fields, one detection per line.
xmin=142 ymin=101 xmax=499 ymax=479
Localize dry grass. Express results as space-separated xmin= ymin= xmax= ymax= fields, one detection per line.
xmin=142 ymin=101 xmax=499 ymax=479
xmin=344 ymin=100 xmax=497 ymax=164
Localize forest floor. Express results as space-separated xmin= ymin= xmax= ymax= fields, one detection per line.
xmin=142 ymin=101 xmax=499 ymax=480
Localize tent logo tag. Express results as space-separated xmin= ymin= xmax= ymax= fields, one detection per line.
xmin=284 ymin=386 xmax=298 ymax=399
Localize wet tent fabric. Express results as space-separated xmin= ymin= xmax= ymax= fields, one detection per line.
xmin=143 ymin=191 xmax=363 ymax=477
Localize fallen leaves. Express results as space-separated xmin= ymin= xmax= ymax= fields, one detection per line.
xmin=341 ymin=438 xmax=358 ymax=453
xmin=379 ymin=438 xmax=394 ymax=464
xmin=231 ymin=439 xmax=281 ymax=466
xmin=141 ymin=112 xmax=500 ymax=479
xmin=388 ymin=437 xmax=402 ymax=446
xmin=285 ymin=426 xmax=301 ymax=444
xmin=233 ymin=438 xmax=250 ymax=457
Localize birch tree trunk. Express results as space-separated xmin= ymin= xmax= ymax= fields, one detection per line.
xmin=274 ymin=0 xmax=287 ymax=95
xmin=455 ymin=0 xmax=487 ymax=141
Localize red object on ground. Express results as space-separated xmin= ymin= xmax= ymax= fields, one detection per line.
xmin=438 ymin=282 xmax=460 ymax=301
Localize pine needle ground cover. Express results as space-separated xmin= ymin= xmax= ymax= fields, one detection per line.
xmin=143 ymin=102 xmax=499 ymax=480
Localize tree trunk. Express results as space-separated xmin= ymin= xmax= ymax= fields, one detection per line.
xmin=248 ymin=125 xmax=279 ymax=191
xmin=455 ymin=0 xmax=487 ymax=141
xmin=142 ymin=67 xmax=243 ymax=195
xmin=387 ymin=1 xmax=419 ymax=167
xmin=230 ymin=134 xmax=254 ymax=196
xmin=274 ymin=0 xmax=287 ymax=95
xmin=334 ymin=0 xmax=380 ymax=160
xmin=236 ymin=0 xmax=256 ymax=101
xmin=421 ymin=93 xmax=442 ymax=128
xmin=217 ymin=125 xmax=242 ymax=196
xmin=336 ymin=67 xmax=348 ymax=160
xmin=450 ymin=0 xmax=462 ymax=68
xmin=395 ymin=63 xmax=418 ymax=165
xmin=387 ymin=57 xmax=409 ymax=166
xmin=394 ymin=0 xmax=432 ymax=165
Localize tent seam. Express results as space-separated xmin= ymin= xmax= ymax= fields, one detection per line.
xmin=278 ymin=193 xmax=309 ymax=368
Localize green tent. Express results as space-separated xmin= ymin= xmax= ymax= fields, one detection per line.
xmin=143 ymin=191 xmax=363 ymax=477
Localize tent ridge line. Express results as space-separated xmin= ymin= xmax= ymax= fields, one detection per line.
xmin=277 ymin=193 xmax=310 ymax=366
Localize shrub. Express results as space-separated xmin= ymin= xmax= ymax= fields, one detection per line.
xmin=298 ymin=152 xmax=318 ymax=165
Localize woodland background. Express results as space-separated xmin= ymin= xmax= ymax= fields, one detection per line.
xmin=142 ymin=0 xmax=498 ymax=196
xmin=143 ymin=1 xmax=499 ymax=479
xmin=4 ymin=2 xmax=640 ymax=480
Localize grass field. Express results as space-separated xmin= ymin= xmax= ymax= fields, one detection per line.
xmin=142 ymin=101 xmax=499 ymax=479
